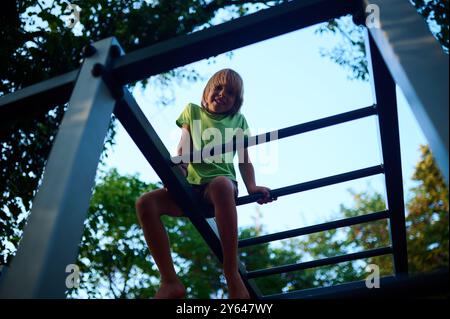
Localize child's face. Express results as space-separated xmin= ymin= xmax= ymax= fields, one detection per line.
xmin=206 ymin=83 xmax=236 ymax=113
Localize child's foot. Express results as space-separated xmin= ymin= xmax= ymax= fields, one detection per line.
xmin=226 ymin=273 xmax=250 ymax=299
xmin=154 ymin=280 xmax=186 ymax=299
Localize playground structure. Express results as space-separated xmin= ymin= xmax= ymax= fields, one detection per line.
xmin=0 ymin=0 xmax=448 ymax=298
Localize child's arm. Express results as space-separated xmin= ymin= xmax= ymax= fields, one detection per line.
xmin=238 ymin=148 xmax=275 ymax=205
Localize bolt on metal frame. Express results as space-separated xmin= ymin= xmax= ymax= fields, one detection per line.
xmin=0 ymin=0 xmax=447 ymax=298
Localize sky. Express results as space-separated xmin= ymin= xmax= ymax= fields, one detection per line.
xmin=102 ymin=20 xmax=427 ymax=235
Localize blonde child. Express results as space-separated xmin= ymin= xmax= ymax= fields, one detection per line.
xmin=135 ymin=69 xmax=275 ymax=299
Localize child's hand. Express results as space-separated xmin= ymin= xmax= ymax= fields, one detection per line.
xmin=249 ymin=186 xmax=276 ymax=205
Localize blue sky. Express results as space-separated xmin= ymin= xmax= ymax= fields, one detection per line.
xmin=103 ymin=22 xmax=427 ymax=234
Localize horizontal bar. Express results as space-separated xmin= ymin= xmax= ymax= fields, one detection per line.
xmin=170 ymin=105 xmax=377 ymax=164
xmin=263 ymin=276 xmax=392 ymax=299
xmin=113 ymin=0 xmax=359 ymax=85
xmin=0 ymin=70 xmax=78 ymax=130
xmin=236 ymin=165 xmax=384 ymax=206
xmin=246 ymin=246 xmax=393 ymax=279
xmin=262 ymin=268 xmax=449 ymax=299
xmin=0 ymin=70 xmax=77 ymax=109
xmin=239 ymin=210 xmax=389 ymax=248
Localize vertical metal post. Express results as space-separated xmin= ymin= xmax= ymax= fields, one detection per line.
xmin=365 ymin=30 xmax=408 ymax=275
xmin=0 ymin=37 xmax=119 ymax=298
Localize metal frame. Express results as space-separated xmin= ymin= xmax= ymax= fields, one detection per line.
xmin=364 ymin=0 xmax=449 ymax=184
xmin=0 ymin=0 xmax=447 ymax=298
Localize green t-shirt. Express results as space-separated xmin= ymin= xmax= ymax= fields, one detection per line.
xmin=176 ymin=103 xmax=251 ymax=185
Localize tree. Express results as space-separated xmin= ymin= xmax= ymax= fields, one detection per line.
xmin=70 ymin=169 xmax=160 ymax=298
xmin=316 ymin=0 xmax=449 ymax=81
xmin=0 ymin=0 xmax=288 ymax=266
xmin=297 ymin=144 xmax=448 ymax=287
xmin=406 ymin=145 xmax=449 ymax=273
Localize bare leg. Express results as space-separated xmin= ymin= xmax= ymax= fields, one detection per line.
xmin=136 ymin=188 xmax=186 ymax=299
xmin=205 ymin=177 xmax=250 ymax=299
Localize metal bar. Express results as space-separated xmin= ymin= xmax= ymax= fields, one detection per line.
xmin=263 ymin=269 xmax=449 ymax=299
xmin=364 ymin=0 xmax=448 ymax=184
xmin=0 ymin=70 xmax=78 ymax=133
xmin=112 ymin=0 xmax=359 ymax=85
xmin=0 ymin=70 xmax=77 ymax=111
xmin=247 ymin=247 xmax=393 ymax=279
xmin=239 ymin=210 xmax=389 ymax=248
xmin=237 ymin=165 xmax=384 ymax=206
xmin=0 ymin=38 xmax=119 ymax=298
xmin=365 ymin=31 xmax=409 ymax=275
xmin=113 ymin=90 xmax=262 ymax=298
xmin=263 ymin=276 xmax=392 ymax=299
xmin=171 ymin=105 xmax=377 ymax=164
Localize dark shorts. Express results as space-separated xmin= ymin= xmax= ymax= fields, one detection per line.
xmin=191 ymin=180 xmax=238 ymax=218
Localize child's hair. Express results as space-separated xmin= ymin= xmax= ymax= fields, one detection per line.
xmin=201 ymin=68 xmax=244 ymax=115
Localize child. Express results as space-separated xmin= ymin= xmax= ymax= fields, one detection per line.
xmin=135 ymin=69 xmax=275 ymax=299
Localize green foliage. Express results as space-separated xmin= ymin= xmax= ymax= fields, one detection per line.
xmin=68 ymin=169 xmax=159 ymax=298
xmin=297 ymin=144 xmax=448 ymax=287
xmin=316 ymin=1 xmax=449 ymax=81
xmin=239 ymin=227 xmax=306 ymax=295
xmin=406 ymin=145 xmax=449 ymax=273
xmin=0 ymin=104 xmax=67 ymax=264
xmin=315 ymin=16 xmax=368 ymax=81
xmin=411 ymin=0 xmax=449 ymax=52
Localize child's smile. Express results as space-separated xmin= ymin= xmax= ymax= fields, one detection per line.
xmin=207 ymin=84 xmax=236 ymax=113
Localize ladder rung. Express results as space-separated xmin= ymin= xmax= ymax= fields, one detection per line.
xmin=239 ymin=210 xmax=389 ymax=248
xmin=237 ymin=165 xmax=384 ymax=206
xmin=246 ymin=247 xmax=393 ymax=279
xmin=261 ymin=277 xmax=393 ymax=299
xmin=262 ymin=269 xmax=449 ymax=299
